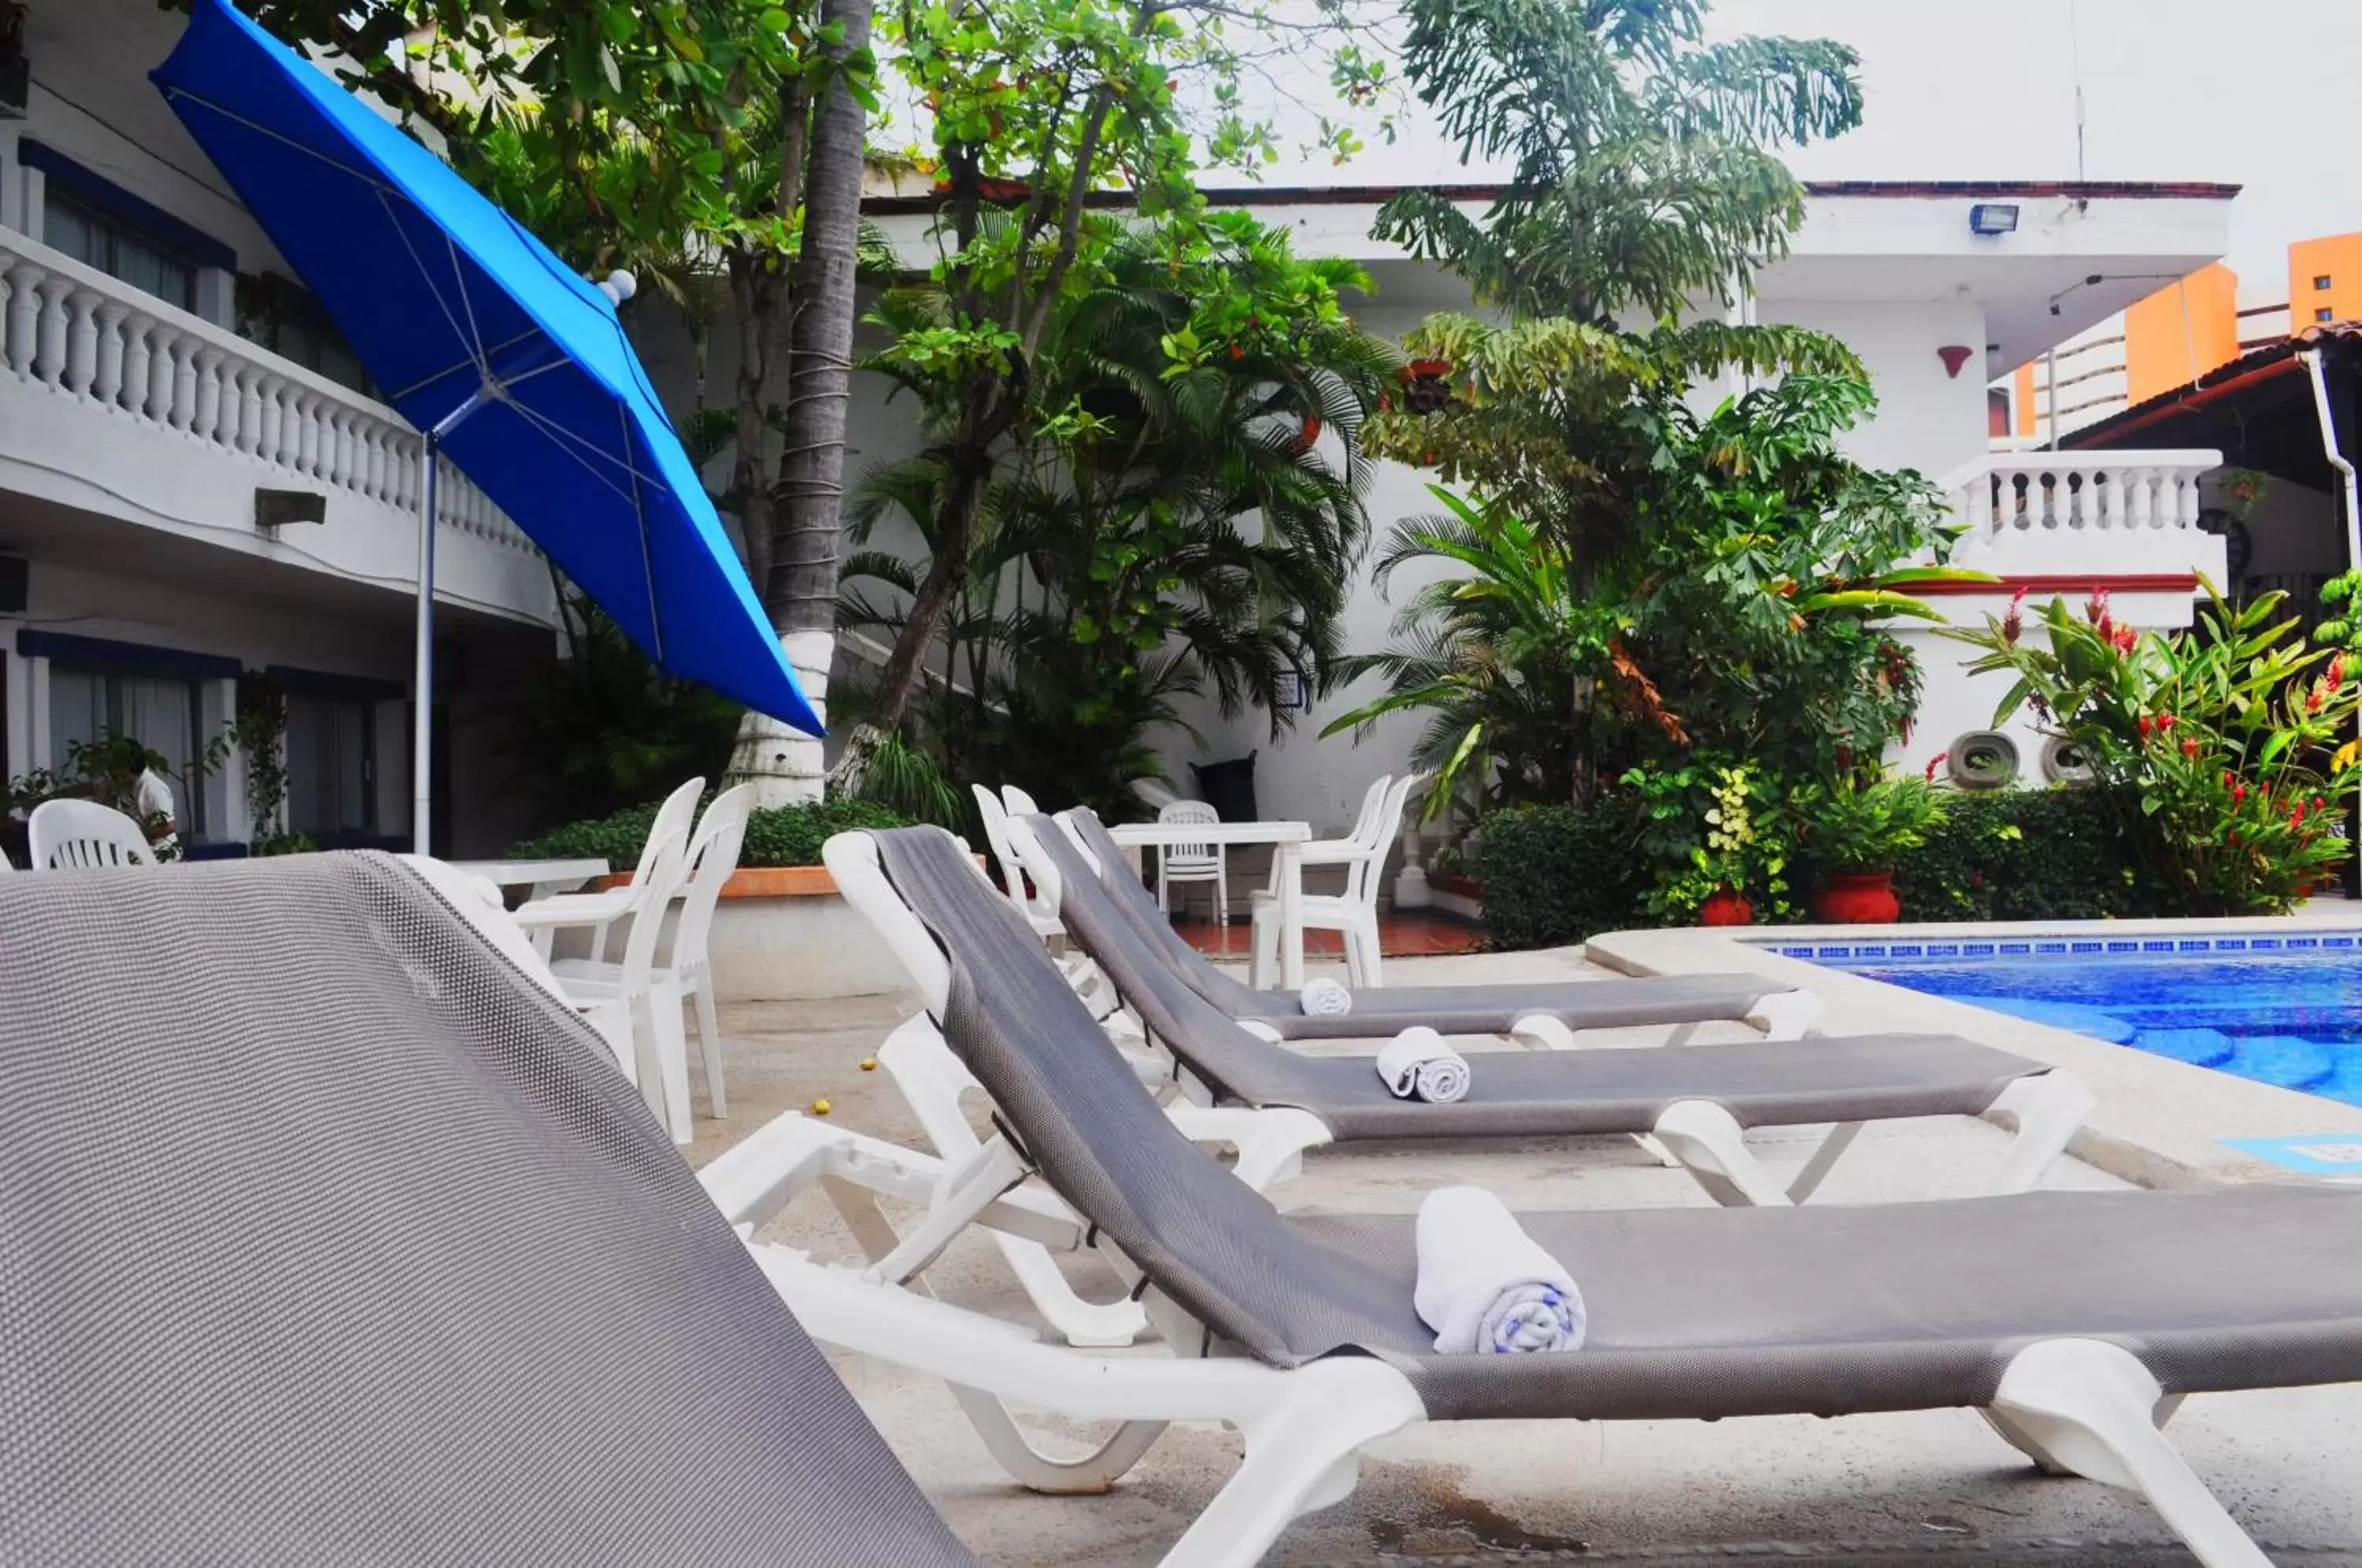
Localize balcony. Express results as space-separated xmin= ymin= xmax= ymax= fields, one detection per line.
xmin=1938 ymin=449 xmax=2227 ymax=586
xmin=0 ymin=227 xmax=554 ymax=627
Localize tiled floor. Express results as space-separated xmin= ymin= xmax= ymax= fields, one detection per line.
xmin=1170 ymin=911 xmax=1486 ymax=959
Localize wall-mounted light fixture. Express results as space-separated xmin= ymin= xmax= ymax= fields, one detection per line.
xmin=1969 ymin=203 xmax=2020 ymax=237
xmin=1937 ymin=345 xmax=1975 ymax=379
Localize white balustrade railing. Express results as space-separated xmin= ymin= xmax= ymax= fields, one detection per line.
xmin=0 ymin=228 xmax=532 ymax=555
xmin=1938 ymin=449 xmax=2223 ymax=560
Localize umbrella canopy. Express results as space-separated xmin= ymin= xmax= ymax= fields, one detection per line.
xmin=150 ymin=0 xmax=824 ymax=755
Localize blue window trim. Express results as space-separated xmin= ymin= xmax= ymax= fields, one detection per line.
xmin=20 ymin=139 xmax=239 ymax=275
xmin=17 ymin=629 xmax=240 ymax=682
xmin=263 ymin=664 xmax=403 ymax=703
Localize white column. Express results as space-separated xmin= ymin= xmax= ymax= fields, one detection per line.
xmin=194 ymin=267 xmax=235 ymax=331
xmin=19 ymin=165 xmax=43 ymax=247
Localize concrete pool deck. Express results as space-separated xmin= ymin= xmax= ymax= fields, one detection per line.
xmin=1587 ymin=913 xmax=2362 ymax=1190
xmin=693 ymin=940 xmax=2362 ymax=1565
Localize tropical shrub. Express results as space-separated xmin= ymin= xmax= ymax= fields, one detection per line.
xmin=845 ymin=214 xmax=1393 ymax=815
xmin=1469 ymin=802 xmax=1648 ymax=951
xmin=1793 ymin=767 xmax=1948 ymax=875
xmin=1621 ymin=759 xmax=1797 ymax=923
xmin=1891 ymin=787 xmax=2163 ymax=922
xmin=509 ymin=797 xmax=910 ymax=870
xmin=1946 ymin=579 xmax=2360 ymax=915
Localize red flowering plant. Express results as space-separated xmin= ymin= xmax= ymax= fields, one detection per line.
xmin=1945 ymin=575 xmax=2362 ymax=914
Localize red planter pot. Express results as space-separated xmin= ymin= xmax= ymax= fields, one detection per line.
xmin=1698 ymin=886 xmax=1754 ymax=927
xmin=1813 ymin=869 xmax=1901 ymax=925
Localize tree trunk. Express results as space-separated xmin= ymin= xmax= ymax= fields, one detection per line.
xmin=726 ymin=15 xmax=867 ymax=808
xmin=831 ymin=457 xmax=990 ymax=789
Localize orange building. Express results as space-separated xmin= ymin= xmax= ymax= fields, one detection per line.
xmin=2288 ymin=233 xmax=2362 ymax=335
xmin=2123 ymin=262 xmax=2241 ymax=406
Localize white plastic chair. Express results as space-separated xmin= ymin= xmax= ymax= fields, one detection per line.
xmin=1249 ymin=773 xmax=1418 ymax=988
xmin=999 ymin=784 xmax=1043 ymax=819
xmin=972 ymin=784 xmax=1065 ymax=940
xmin=1153 ymin=798 xmax=1227 ymax=926
xmin=28 ymin=799 xmax=159 ymax=870
xmin=513 ymin=775 xmax=704 ymax=960
xmin=557 ymin=823 xmax=694 ymax=1142
xmin=553 ymin=785 xmax=751 ymax=1125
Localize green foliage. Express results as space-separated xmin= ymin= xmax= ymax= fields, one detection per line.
xmin=1890 ymin=788 xmax=2163 ymax=923
xmin=510 ymin=795 xmax=910 ymax=868
xmin=1792 ymin=768 xmax=1949 ymax=875
xmin=848 ymin=214 xmax=1390 ymax=815
xmin=1946 ymin=579 xmax=2362 ymax=915
xmin=1468 ymin=802 xmax=1648 ymax=951
xmin=230 ymin=677 xmax=315 ymax=857
xmin=1375 ymin=0 xmax=1860 ymax=324
xmin=1342 ymin=376 xmax=1980 ymax=815
xmin=513 ymin=593 xmax=746 ymax=828
xmin=1621 ymin=759 xmax=1795 ymax=922
xmin=1323 ymin=486 xmax=1601 ymax=816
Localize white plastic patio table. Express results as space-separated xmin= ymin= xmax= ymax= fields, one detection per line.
xmin=446 ymin=859 xmax=610 ymax=900
xmin=1107 ymin=819 xmax=1313 ymax=987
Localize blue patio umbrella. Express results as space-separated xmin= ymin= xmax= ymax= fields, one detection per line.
xmin=151 ymin=0 xmax=823 ymax=848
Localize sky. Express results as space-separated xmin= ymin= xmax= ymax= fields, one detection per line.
xmin=1252 ymin=0 xmax=2362 ymax=305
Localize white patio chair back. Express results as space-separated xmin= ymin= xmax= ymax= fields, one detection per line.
xmin=1154 ymin=798 xmax=1228 ymax=925
xmin=675 ymin=785 xmax=753 ymax=993
xmin=605 ymin=823 xmax=693 ymax=1134
xmin=972 ymin=784 xmax=1027 ymax=904
xmin=636 ymin=775 xmax=707 ymax=887
xmin=1341 ymin=771 xmax=1422 ymax=910
xmin=28 ymin=799 xmax=158 ymax=870
xmin=1000 ymin=784 xmax=1044 ymax=819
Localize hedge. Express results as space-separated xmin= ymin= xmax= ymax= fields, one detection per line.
xmin=509 ymin=797 xmax=912 ymax=870
xmin=1890 ymin=786 xmax=2167 ymax=922
xmin=1475 ymin=786 xmax=2168 ymax=951
xmin=1471 ymin=803 xmax=1650 ymax=952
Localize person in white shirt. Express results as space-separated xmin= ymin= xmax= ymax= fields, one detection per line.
xmin=135 ymin=767 xmax=179 ymax=860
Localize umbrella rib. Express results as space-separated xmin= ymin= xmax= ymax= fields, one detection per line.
xmin=622 ymin=400 xmax=666 ymax=664
xmin=387 ymin=327 xmax=546 ymax=405
xmin=379 ymin=188 xmax=481 ymax=382
xmin=495 ymin=395 xmax=657 ymax=507
xmin=158 ymin=87 xmax=402 ymax=198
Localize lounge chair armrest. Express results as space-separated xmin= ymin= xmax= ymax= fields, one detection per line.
xmin=1164 ymin=1104 xmax=1332 ymax=1191
xmin=1293 ymin=840 xmax=1375 ymax=867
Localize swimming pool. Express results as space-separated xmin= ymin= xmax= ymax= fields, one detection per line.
xmin=1772 ymin=932 xmax=2362 ymax=1106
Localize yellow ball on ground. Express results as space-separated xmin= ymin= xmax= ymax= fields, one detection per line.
xmin=859 ymin=1057 xmax=879 ymax=1071
xmin=811 ymin=1098 xmax=832 ymax=1116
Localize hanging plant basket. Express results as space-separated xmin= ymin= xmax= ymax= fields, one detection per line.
xmin=1401 ymin=357 xmax=1456 ymax=416
xmin=1291 ymin=414 xmax=1323 ymax=454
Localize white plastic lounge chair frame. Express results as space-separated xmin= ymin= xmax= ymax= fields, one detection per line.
xmin=824 ymin=829 xmax=2093 ymax=1342
xmin=28 ymin=798 xmax=158 ymax=869
xmin=558 ymin=824 xmax=694 ymax=1139
xmin=746 ymin=834 xmax=2292 ymax=1567
xmin=1009 ymin=810 xmax=2086 ymax=1203
xmin=400 ymin=845 xmax=2297 ymax=1568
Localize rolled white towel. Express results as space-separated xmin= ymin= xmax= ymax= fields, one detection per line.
xmin=1413 ymin=1185 xmax=1585 ymax=1355
xmin=1299 ymin=976 xmax=1353 ymax=1016
xmin=1375 ymin=1026 xmax=1471 ymax=1104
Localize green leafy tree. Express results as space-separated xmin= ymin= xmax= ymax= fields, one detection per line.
xmin=209 ymin=0 xmax=877 ymax=808
xmin=827 ymin=0 xmax=1392 ymax=786
xmin=842 ymin=214 xmax=1393 ymax=813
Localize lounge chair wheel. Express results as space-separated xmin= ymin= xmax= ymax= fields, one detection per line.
xmin=949 ymin=1389 xmax=1167 ymax=1494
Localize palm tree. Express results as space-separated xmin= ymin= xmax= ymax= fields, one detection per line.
xmin=841 ymin=217 xmax=1397 ymax=811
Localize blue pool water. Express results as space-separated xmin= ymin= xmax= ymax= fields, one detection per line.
xmin=1840 ymin=950 xmax=2362 ymax=1105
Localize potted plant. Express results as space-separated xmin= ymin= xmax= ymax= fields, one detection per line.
xmin=1799 ymin=767 xmax=1949 ymax=923
xmin=1627 ymin=762 xmax=1786 ymax=927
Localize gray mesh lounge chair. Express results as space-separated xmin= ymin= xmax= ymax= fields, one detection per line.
xmin=778 ymin=824 xmax=2362 ymax=1568
xmin=1056 ymin=804 xmax=1822 ymax=1042
xmin=995 ymin=812 xmax=2093 ymax=1207
xmin=0 ymin=852 xmax=978 ymax=1568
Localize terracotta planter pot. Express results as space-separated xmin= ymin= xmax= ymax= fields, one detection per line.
xmin=1813 ymin=869 xmax=1901 ymax=924
xmin=1697 ymin=885 xmax=1753 ymax=927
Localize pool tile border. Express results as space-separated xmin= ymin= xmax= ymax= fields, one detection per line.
xmin=1760 ymin=930 xmax=2362 ymax=963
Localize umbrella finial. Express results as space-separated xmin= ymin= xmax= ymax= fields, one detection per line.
xmin=598 ymin=270 xmax=639 ymax=305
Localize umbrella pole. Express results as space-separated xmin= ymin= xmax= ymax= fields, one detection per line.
xmin=413 ymin=434 xmax=439 ymax=854
xmin=410 ymin=388 xmax=493 ymax=856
